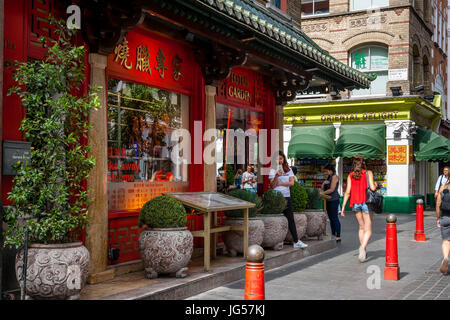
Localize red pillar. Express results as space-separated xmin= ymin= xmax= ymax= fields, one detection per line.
xmin=384 ymin=214 xmax=400 ymax=281
xmin=414 ymin=199 xmax=426 ymax=241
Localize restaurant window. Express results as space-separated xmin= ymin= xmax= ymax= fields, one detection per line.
xmin=301 ymin=0 xmax=330 ymax=16
xmin=350 ymin=45 xmax=389 ymax=96
xmin=216 ymin=104 xmax=263 ymax=192
xmin=351 ymin=0 xmax=389 ymax=11
xmin=107 ymin=78 xmax=189 ymax=210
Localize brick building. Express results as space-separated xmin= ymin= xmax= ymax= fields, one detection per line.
xmin=283 ymin=0 xmax=449 ymax=213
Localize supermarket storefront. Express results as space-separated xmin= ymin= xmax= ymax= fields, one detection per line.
xmin=284 ymin=96 xmax=446 ymax=213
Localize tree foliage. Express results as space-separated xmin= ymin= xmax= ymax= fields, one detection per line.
xmin=4 ymin=19 xmax=101 ymax=247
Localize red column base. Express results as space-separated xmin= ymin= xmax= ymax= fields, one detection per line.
xmin=384 ymin=266 xmax=400 ymax=280
xmin=244 ymin=262 xmax=265 ymax=300
xmin=414 ymin=232 xmax=426 ymax=241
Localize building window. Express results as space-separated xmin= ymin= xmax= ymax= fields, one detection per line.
xmin=106 ymin=78 xmax=190 ymax=210
xmin=351 ymin=0 xmax=389 ymax=11
xmin=350 ymin=46 xmax=389 ymax=96
xmin=301 ymin=0 xmax=329 ymax=16
xmin=268 ymin=0 xmax=287 ymax=12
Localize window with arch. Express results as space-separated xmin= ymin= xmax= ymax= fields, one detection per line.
xmin=351 ymin=0 xmax=389 ymax=11
xmin=350 ymin=45 xmax=389 ymax=96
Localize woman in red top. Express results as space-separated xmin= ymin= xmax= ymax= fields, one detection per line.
xmin=341 ymin=156 xmax=377 ymax=262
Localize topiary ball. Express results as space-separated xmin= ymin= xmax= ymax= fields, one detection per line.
xmin=290 ymin=181 xmax=308 ymax=212
xmin=138 ymin=196 xmax=187 ymax=229
xmin=261 ymin=190 xmax=287 ymax=215
xmin=226 ymin=189 xmax=262 ymax=218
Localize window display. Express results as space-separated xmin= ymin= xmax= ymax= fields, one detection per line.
xmin=294 ymin=159 xmax=334 ymax=189
xmin=107 ymin=78 xmax=189 ymax=210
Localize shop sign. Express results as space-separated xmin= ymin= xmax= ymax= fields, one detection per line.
xmin=107 ymin=29 xmax=194 ymax=91
xmin=284 ymin=110 xmax=402 ymax=125
xmin=217 ymin=68 xmax=253 ymax=107
xmin=388 ymin=69 xmax=408 ymax=81
xmin=388 ymin=145 xmax=407 ymax=165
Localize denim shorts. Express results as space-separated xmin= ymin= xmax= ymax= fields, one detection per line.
xmin=352 ymin=202 xmax=370 ymax=213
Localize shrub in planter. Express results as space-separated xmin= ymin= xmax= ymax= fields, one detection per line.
xmin=290 ymin=181 xmax=308 ymax=212
xmin=5 ymin=20 xmax=100 ymax=300
xmin=258 ymin=190 xmax=288 ymax=250
xmin=223 ymin=190 xmax=264 ymax=256
xmin=138 ymin=196 xmax=193 ymax=279
xmin=285 ymin=181 xmax=308 ymax=242
xmin=305 ymin=187 xmax=321 ymax=209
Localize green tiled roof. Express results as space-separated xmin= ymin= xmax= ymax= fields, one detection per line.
xmin=197 ymin=0 xmax=371 ymax=88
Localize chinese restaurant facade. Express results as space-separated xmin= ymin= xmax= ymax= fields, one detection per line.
xmin=284 ymin=96 xmax=447 ymax=214
xmin=1 ymin=0 xmax=370 ymax=283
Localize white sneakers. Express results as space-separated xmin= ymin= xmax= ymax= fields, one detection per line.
xmin=293 ymin=240 xmax=308 ymax=249
xmin=440 ymin=257 xmax=448 ymax=274
xmin=358 ymin=246 xmax=366 ymax=263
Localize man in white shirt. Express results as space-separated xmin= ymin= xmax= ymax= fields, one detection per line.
xmin=435 ymin=166 xmax=450 ymax=199
xmin=242 ymin=165 xmax=256 ymax=191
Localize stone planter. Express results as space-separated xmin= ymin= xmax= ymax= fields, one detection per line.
xmin=15 ymin=242 xmax=90 ymax=300
xmin=139 ymin=227 xmax=193 ymax=279
xmin=258 ymin=214 xmax=288 ymax=250
xmin=285 ymin=212 xmax=307 ymax=243
xmin=222 ymin=217 xmax=264 ymax=257
xmin=304 ymin=210 xmax=327 ymax=240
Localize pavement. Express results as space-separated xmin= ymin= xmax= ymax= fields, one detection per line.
xmin=187 ymin=211 xmax=450 ymax=300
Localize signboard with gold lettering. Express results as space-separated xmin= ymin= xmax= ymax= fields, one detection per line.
xmin=107 ymin=28 xmax=194 ymax=93
xmin=409 ymin=145 xmax=414 ymax=164
xmin=388 ymin=145 xmax=408 ymax=164
xmin=216 ymin=67 xmax=271 ymax=112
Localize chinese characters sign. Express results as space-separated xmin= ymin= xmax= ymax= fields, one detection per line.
xmin=388 ymin=145 xmax=407 ymax=165
xmin=108 ymin=29 xmax=194 ymax=91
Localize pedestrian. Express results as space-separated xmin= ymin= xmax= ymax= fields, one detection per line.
xmin=322 ymin=164 xmax=341 ymax=243
xmin=235 ymin=169 xmax=243 ymax=189
xmin=340 ymin=156 xmax=377 ymax=262
xmin=435 ymin=179 xmax=450 ymax=274
xmin=269 ymin=151 xmax=308 ymax=249
xmin=434 ymin=166 xmax=449 ymax=200
xmin=242 ymin=165 xmax=256 ymax=192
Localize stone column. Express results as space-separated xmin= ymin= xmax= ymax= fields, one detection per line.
xmin=276 ymin=105 xmax=284 ymax=155
xmin=385 ymin=120 xmax=415 ymax=198
xmin=86 ymin=53 xmax=114 ymax=283
xmin=204 ymin=85 xmax=217 ymax=192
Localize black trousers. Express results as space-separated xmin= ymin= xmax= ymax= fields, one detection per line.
xmin=283 ymin=197 xmax=298 ymax=243
xmin=326 ymin=199 xmax=341 ymax=237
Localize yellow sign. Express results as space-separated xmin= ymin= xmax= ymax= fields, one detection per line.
xmin=388 ymin=145 xmax=407 ymax=164
xmin=284 ymin=110 xmax=405 ymax=125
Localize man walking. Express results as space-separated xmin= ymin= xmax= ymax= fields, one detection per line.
xmin=435 ymin=166 xmax=449 ymax=199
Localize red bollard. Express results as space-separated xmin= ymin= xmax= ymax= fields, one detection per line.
xmin=384 ymin=214 xmax=400 ymax=281
xmin=244 ymin=245 xmax=265 ymax=300
xmin=414 ymin=199 xmax=426 ymax=242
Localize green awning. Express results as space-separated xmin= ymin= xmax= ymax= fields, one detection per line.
xmin=288 ymin=125 xmax=335 ymax=159
xmin=414 ymin=127 xmax=450 ymax=161
xmin=333 ymin=124 xmax=386 ymax=159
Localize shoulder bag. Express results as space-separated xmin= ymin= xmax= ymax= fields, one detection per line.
xmin=366 ymin=171 xmax=383 ymax=214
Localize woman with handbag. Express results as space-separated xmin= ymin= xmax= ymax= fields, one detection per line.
xmin=340 ymin=156 xmax=377 ymax=262
xmin=435 ymin=180 xmax=450 ymax=274
xmin=322 ymin=164 xmax=341 ymax=243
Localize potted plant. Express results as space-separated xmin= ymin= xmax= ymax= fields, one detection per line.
xmin=222 ymin=189 xmax=264 ymax=257
xmin=258 ymin=190 xmax=288 ymax=250
xmin=304 ymin=188 xmax=327 ymax=240
xmin=285 ymin=181 xmax=308 ymax=243
xmin=138 ymin=196 xmax=193 ymax=279
xmin=4 ymin=20 xmax=100 ymax=300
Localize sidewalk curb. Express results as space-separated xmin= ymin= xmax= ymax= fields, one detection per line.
xmin=95 ymin=239 xmax=336 ymax=300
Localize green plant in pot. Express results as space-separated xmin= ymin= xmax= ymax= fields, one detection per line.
xmin=138 ymin=196 xmax=193 ymax=279
xmin=259 ymin=190 xmax=288 ymax=251
xmin=305 ymin=187 xmax=321 ymax=209
xmin=303 ymin=188 xmax=327 ymax=240
xmin=4 ymin=19 xmax=100 ymax=300
xmin=222 ymin=189 xmax=264 ymax=256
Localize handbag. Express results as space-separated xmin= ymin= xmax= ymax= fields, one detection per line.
xmin=366 ymin=171 xmax=383 ymax=214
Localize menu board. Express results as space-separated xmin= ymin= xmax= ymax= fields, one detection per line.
xmin=164 ymin=192 xmax=255 ymax=212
